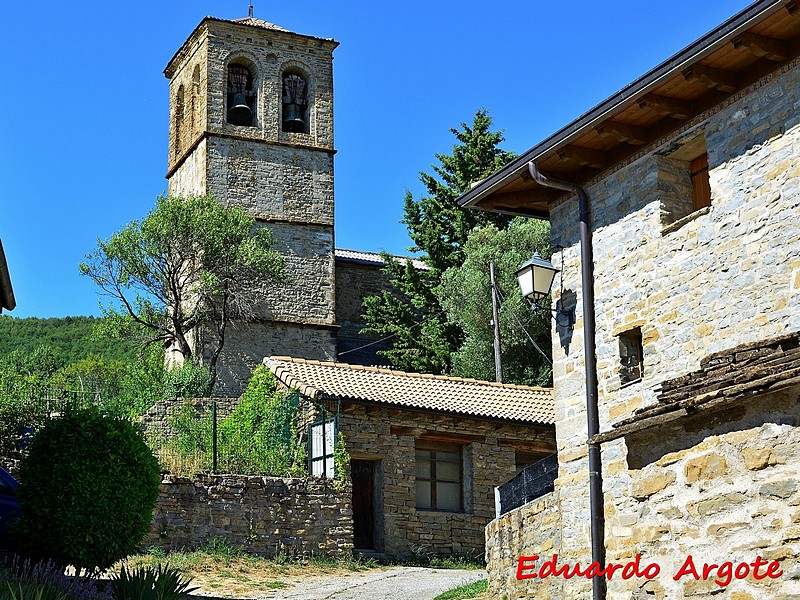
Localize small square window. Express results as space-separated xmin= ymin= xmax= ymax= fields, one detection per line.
xmin=415 ymin=442 xmax=462 ymax=512
xmin=619 ymin=328 xmax=643 ymax=385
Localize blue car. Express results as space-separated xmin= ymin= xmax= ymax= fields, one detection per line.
xmin=0 ymin=467 xmax=20 ymax=544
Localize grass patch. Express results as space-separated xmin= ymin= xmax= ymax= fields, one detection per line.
xmin=433 ymin=578 xmax=488 ymax=599
xmin=400 ymin=546 xmax=485 ymax=570
xmin=116 ymin=540 xmax=381 ymax=598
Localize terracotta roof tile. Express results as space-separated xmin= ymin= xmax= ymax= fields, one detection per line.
xmin=229 ymin=17 xmax=290 ymax=32
xmin=266 ymin=356 xmax=554 ymax=425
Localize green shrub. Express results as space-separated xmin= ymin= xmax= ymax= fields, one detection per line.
xmin=333 ymin=431 xmax=350 ymax=487
xmin=217 ymin=366 xmax=305 ymax=476
xmin=14 ymin=407 xmax=161 ymax=573
xmin=164 ymin=360 xmax=212 ymax=400
xmin=109 ymin=564 xmax=197 ymax=600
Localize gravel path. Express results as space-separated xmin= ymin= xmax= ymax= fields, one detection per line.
xmin=192 ymin=567 xmax=486 ymax=600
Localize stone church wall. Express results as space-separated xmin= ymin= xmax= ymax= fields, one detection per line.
xmin=487 ymin=59 xmax=800 ymax=599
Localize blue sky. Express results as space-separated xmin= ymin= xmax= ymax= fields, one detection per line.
xmin=1 ymin=1 xmax=753 ymax=318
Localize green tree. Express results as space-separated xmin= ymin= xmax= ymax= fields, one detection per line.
xmin=50 ymin=353 xmax=127 ymax=400
xmin=361 ymin=109 xmax=514 ymax=373
xmin=80 ymin=195 xmax=284 ymax=395
xmin=438 ymin=219 xmax=553 ymax=387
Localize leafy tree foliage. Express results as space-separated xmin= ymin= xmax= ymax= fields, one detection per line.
xmin=439 ymin=219 xmax=552 ymax=386
xmin=80 ymin=195 xmax=284 ymax=394
xmin=362 ymin=110 xmax=515 ymax=373
xmin=14 ymin=407 xmax=161 ymax=572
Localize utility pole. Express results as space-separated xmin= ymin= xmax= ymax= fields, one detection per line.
xmin=489 ymin=261 xmax=503 ymax=383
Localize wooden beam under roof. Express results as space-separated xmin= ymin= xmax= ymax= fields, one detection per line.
xmin=682 ymin=64 xmax=739 ymax=92
xmin=637 ymin=94 xmax=691 ymax=119
xmin=731 ymin=31 xmax=790 ymax=61
xmin=594 ymin=121 xmax=648 ymax=145
xmin=556 ymin=144 xmax=607 ymax=168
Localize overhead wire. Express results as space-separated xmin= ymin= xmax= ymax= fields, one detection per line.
xmin=493 ymin=283 xmax=553 ymax=366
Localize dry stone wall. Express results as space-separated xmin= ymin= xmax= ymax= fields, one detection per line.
xmin=144 ymin=474 xmax=353 ymax=557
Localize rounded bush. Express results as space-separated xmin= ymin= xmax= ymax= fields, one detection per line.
xmin=15 ymin=407 xmax=160 ymax=572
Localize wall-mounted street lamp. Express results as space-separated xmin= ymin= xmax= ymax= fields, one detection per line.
xmin=515 ymin=252 xmax=559 ymax=301
xmin=516 ymin=252 xmax=572 ymax=328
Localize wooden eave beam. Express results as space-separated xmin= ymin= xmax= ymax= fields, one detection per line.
xmin=556 ymin=144 xmax=607 ymax=168
xmin=682 ymin=64 xmax=739 ymax=92
xmin=594 ymin=121 xmax=648 ymax=145
xmin=637 ymin=94 xmax=691 ymax=119
xmin=479 ymin=190 xmax=554 ymax=217
xmin=731 ymin=32 xmax=790 ymax=61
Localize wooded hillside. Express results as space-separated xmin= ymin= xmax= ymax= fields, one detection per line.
xmin=0 ymin=315 xmax=138 ymax=363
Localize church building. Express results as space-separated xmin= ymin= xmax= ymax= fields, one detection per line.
xmin=163 ymin=11 xmax=392 ymax=395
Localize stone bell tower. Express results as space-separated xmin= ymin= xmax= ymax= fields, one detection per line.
xmin=164 ymin=12 xmax=340 ymax=395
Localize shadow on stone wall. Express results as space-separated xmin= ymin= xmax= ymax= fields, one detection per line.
xmin=625 ymin=390 xmax=800 ymax=469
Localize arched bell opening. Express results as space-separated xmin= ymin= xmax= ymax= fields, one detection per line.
xmin=226 ymin=63 xmax=256 ymax=126
xmin=281 ymin=71 xmax=309 ymax=133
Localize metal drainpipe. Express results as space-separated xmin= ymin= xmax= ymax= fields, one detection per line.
xmin=527 ymin=161 xmax=606 ymax=600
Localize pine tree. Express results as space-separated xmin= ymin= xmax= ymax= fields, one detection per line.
xmin=361 ymin=109 xmax=515 ymax=374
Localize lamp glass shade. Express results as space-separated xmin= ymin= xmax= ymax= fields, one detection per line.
xmin=516 ymin=253 xmax=559 ymax=300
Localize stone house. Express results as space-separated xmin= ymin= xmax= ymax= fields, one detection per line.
xmin=458 ymin=0 xmax=800 ymax=598
xmin=265 ymin=356 xmax=556 ymax=558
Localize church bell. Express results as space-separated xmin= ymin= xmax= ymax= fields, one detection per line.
xmin=228 ymin=93 xmax=252 ymax=124
xmin=282 ymin=74 xmax=307 ymax=133
xmin=282 ymin=103 xmax=305 ymax=132
xmin=227 ymin=64 xmax=253 ymax=126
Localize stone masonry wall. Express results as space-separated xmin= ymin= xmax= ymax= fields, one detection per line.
xmin=339 ymin=401 xmax=555 ymax=559
xmin=487 ymin=60 xmax=800 ymax=598
xmin=485 ymin=490 xmax=563 ymax=599
xmin=143 ymin=474 xmax=353 ymax=557
xmin=206 ymin=137 xmax=333 ymax=226
xmin=335 ymin=260 xmax=391 ymax=341
xmin=139 ymin=397 xmax=241 ymax=440
xmin=202 ymin=321 xmax=337 ymax=397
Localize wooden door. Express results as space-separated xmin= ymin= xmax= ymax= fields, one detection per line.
xmin=351 ymin=460 xmax=374 ymax=549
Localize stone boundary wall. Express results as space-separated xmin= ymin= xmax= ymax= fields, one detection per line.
xmin=485 ymin=490 xmax=563 ymax=600
xmin=143 ymin=474 xmax=353 ymax=557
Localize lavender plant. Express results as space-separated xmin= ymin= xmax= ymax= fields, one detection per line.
xmin=0 ymin=555 xmax=111 ymax=600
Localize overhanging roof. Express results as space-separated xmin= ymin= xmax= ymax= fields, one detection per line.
xmin=0 ymin=240 xmax=16 ymax=313
xmin=266 ymin=356 xmax=555 ymax=425
xmin=334 ymin=248 xmax=429 ymax=270
xmin=458 ymin=0 xmax=800 ymax=217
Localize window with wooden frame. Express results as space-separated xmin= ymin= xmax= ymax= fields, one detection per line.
xmin=619 ymin=327 xmax=644 ymax=385
xmin=658 ymin=134 xmax=712 ymax=231
xmin=415 ymin=442 xmax=462 ymax=512
xmin=690 ymin=152 xmax=711 ymax=211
